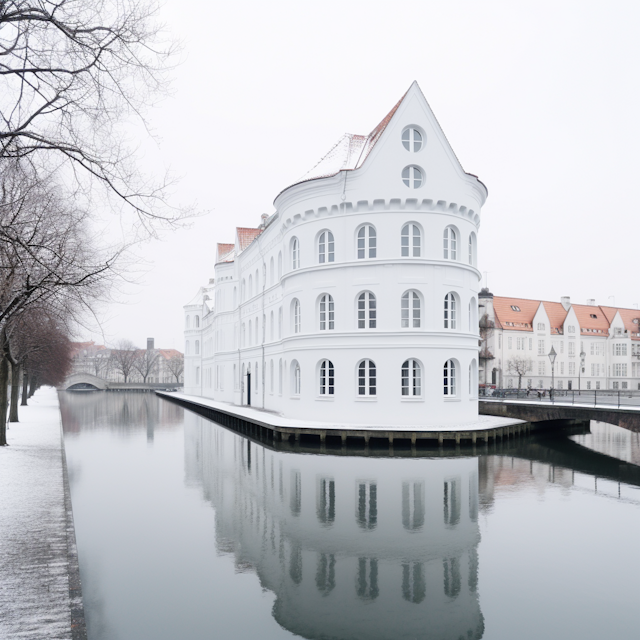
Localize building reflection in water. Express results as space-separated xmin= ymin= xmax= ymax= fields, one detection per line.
xmin=59 ymin=391 xmax=183 ymax=439
xmin=183 ymin=412 xmax=484 ymax=640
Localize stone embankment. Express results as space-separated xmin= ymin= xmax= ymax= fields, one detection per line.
xmin=0 ymin=387 xmax=86 ymax=640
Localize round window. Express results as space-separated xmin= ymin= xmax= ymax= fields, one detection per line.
xmin=402 ymin=166 xmax=424 ymax=189
xmin=401 ymin=127 xmax=423 ymax=152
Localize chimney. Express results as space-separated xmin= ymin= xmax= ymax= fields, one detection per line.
xmin=560 ymin=296 xmax=571 ymax=310
xmin=147 ymin=337 xmax=154 ymax=351
xmin=259 ymin=213 xmax=269 ymax=229
xmin=587 ymin=299 xmax=596 ymax=306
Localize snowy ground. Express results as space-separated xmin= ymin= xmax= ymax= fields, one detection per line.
xmin=0 ymin=387 xmax=84 ymax=640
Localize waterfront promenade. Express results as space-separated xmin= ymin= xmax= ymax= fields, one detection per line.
xmin=0 ymin=388 xmax=86 ymax=640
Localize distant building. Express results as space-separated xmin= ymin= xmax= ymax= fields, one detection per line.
xmin=183 ymin=82 xmax=487 ymax=427
xmin=479 ymin=290 xmax=640 ymax=390
xmin=69 ymin=339 xmax=184 ymax=384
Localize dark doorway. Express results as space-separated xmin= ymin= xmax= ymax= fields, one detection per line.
xmin=247 ymin=373 xmax=251 ymax=406
xmin=568 ymin=380 xmax=572 ymax=390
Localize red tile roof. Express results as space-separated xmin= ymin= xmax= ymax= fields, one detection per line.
xmin=236 ymin=227 xmax=262 ymax=252
xmin=492 ymin=297 xmax=541 ymax=331
xmin=541 ymin=301 xmax=568 ymax=334
xmin=216 ymin=243 xmax=235 ymax=264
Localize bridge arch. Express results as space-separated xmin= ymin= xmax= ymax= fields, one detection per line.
xmin=62 ymin=373 xmax=108 ymax=391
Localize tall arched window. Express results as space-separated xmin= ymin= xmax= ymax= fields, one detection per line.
xmin=255 ymin=361 xmax=259 ymax=392
xmin=195 ymin=340 xmax=200 ymax=355
xmin=357 ymin=225 xmax=376 ymax=259
xmin=401 ymin=359 xmax=422 ymax=396
xmin=401 ymin=291 xmax=421 ymax=328
xmin=318 ymin=231 xmax=335 ymax=263
xmin=468 ymin=232 xmax=477 ymax=266
xmin=270 ymin=256 xmax=275 ymax=285
xmin=319 ymin=360 xmax=334 ymax=395
xmin=248 ymin=320 xmax=252 ymax=346
xmin=185 ymin=340 xmax=190 ymax=355
xmin=358 ymin=292 xmax=376 ymax=329
xmin=291 ymin=237 xmax=300 ymax=270
xmin=443 ymin=227 xmax=457 ymax=260
xmin=186 ymin=315 xmax=190 ymax=328
xmin=241 ymin=279 xmax=246 ymax=301
xmin=293 ymin=299 xmax=301 ymax=334
xmin=278 ymin=358 xmax=283 ymax=395
xmin=278 ymin=252 xmax=282 ymax=280
xmin=319 ymin=294 xmax=335 ymax=331
xmin=255 ymin=316 xmax=259 ymax=344
xmin=255 ymin=269 xmax=260 ymax=293
xmin=248 ymin=274 xmax=253 ymax=299
xmin=278 ymin=307 xmax=283 ymax=339
xmin=444 ymin=293 xmax=457 ymax=329
xmin=270 ymin=360 xmax=274 ymax=393
xmin=469 ymin=297 xmax=477 ymax=332
xmin=233 ymin=287 xmax=237 ymax=308
xmin=195 ymin=315 xmax=200 ymax=328
xmin=270 ymin=310 xmax=274 ymax=341
xmin=401 ymin=223 xmax=421 ymax=257
xmin=444 ymin=360 xmax=456 ymax=396
xmin=242 ymin=324 xmax=246 ymax=347
xmin=357 ymin=360 xmax=377 ymax=396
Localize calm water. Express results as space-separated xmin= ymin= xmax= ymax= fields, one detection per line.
xmin=60 ymin=392 xmax=640 ymax=640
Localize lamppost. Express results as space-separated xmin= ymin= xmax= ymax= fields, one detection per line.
xmin=548 ymin=346 xmax=557 ymax=402
xmin=578 ymin=350 xmax=586 ymax=395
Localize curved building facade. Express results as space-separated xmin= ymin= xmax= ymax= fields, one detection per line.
xmin=184 ymin=82 xmax=487 ymax=427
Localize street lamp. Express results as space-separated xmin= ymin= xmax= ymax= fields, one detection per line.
xmin=578 ymin=350 xmax=586 ymax=395
xmin=548 ymin=346 xmax=557 ymax=402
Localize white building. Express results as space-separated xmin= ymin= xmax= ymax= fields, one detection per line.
xmin=184 ymin=82 xmax=486 ymax=427
xmin=479 ymin=290 xmax=640 ymax=391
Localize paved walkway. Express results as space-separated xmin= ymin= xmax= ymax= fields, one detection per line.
xmin=159 ymin=391 xmax=524 ymax=432
xmin=0 ymin=388 xmax=85 ymax=640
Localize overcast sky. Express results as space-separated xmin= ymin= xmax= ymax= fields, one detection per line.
xmin=84 ymin=0 xmax=640 ymax=350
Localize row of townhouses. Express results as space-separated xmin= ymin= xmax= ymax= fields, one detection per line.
xmin=480 ymin=290 xmax=640 ymax=391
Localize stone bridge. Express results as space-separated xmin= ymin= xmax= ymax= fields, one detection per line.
xmin=62 ymin=373 xmax=182 ymax=392
xmin=480 ymin=399 xmax=640 ymax=432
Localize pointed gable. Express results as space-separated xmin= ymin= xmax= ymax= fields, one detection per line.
xmin=235 ymin=227 xmax=262 ymax=253
xmin=216 ymin=243 xmax=235 ymax=264
xmin=541 ymin=301 xmax=568 ymax=334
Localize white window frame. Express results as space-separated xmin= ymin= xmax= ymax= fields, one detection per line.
xmin=443 ymin=227 xmax=457 ymax=260
xmin=319 ymin=359 xmax=335 ymax=396
xmin=401 ymin=223 xmax=421 ymax=257
xmin=357 ymin=359 xmax=377 ymax=397
xmin=357 ymin=292 xmax=377 ymax=329
xmin=291 ymin=237 xmax=300 ymax=270
xmin=401 ymin=127 xmax=423 ymax=152
xmin=444 ymin=293 xmax=457 ymax=329
xmin=401 ymin=359 xmax=422 ymax=397
xmin=401 ymin=290 xmax=421 ymax=328
xmin=444 ymin=360 xmax=456 ymax=396
xmin=318 ymin=231 xmax=335 ymax=264
xmin=319 ymin=294 xmax=335 ymax=331
xmin=293 ymin=299 xmax=301 ymax=334
xmin=402 ymin=165 xmax=423 ymax=188
xmin=357 ymin=225 xmax=377 ymax=259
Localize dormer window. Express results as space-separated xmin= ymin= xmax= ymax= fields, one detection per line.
xmin=590 ymin=314 xmax=597 ymax=319
xmin=511 ymin=305 xmax=521 ymax=312
xmin=402 ymin=166 xmax=423 ymax=188
xmin=401 ymin=127 xmax=423 ymax=152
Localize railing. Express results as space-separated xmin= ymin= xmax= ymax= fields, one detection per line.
xmin=479 ymin=387 xmax=640 ymax=409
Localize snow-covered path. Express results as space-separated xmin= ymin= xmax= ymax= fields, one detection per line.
xmin=0 ymin=387 xmax=85 ymax=640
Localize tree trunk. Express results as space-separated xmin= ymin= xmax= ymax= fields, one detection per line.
xmin=21 ymin=367 xmax=28 ymax=406
xmin=9 ymin=363 xmax=20 ymax=422
xmin=0 ymin=356 xmax=9 ymax=445
xmin=28 ymin=375 xmax=37 ymax=398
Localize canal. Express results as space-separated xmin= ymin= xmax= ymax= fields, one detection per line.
xmin=60 ymin=392 xmax=640 ymax=640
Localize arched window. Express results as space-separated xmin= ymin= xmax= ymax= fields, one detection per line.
xmin=469 ymin=297 xmax=477 ymax=332
xmin=278 ymin=307 xmax=283 ymax=339
xmin=402 ymin=127 xmax=423 ymax=152
xmin=357 ymin=292 xmax=376 ymax=329
xmin=468 ymin=232 xmax=477 ymax=266
xmin=242 ymin=279 xmax=246 ymax=301
xmin=255 ymin=316 xmax=259 ymax=344
xmin=278 ymin=358 xmax=283 ymax=395
xmin=401 ymin=359 xmax=422 ymax=396
xmin=357 ymin=360 xmax=377 ymax=396
xmin=270 ymin=257 xmax=275 ymax=285
xmin=255 ymin=269 xmax=260 ymax=293
xmin=357 ymin=225 xmax=376 ymax=259
xmin=292 ymin=361 xmax=301 ymax=395
xmin=255 ymin=361 xmax=259 ymax=392
xmin=319 ymin=360 xmax=334 ymax=395
xmin=319 ymin=294 xmax=334 ymax=331
xmin=292 ymin=298 xmax=301 ymax=334
xmin=248 ymin=320 xmax=252 ymax=346
xmin=318 ymin=231 xmax=335 ymax=263
xmin=291 ymin=237 xmax=300 ymax=270
xmin=185 ymin=340 xmax=190 ymax=355
xmin=195 ymin=340 xmax=200 ymax=355
xmin=233 ymin=287 xmax=237 ymax=308
xmin=195 ymin=315 xmax=200 ymax=328
xmin=401 ymin=291 xmax=421 ymax=328
xmin=270 ymin=360 xmax=274 ymax=393
xmin=270 ymin=310 xmax=274 ymax=341
xmin=444 ymin=293 xmax=457 ymax=329
xmin=401 ymin=223 xmax=421 ymax=257
xmin=444 ymin=360 xmax=456 ymax=396
xmin=443 ymin=227 xmax=457 ymax=260
xmin=242 ymin=324 xmax=246 ymax=347
xmin=248 ymin=275 xmax=253 ymax=299
xmin=185 ymin=315 xmax=190 ymax=329
xmin=401 ymin=165 xmax=423 ymax=188
xmin=278 ymin=252 xmax=282 ymax=280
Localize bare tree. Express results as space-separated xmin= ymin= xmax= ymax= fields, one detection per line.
xmin=109 ymin=339 xmax=138 ymax=383
xmin=0 ymin=0 xmax=186 ymax=228
xmin=92 ymin=350 xmax=112 ymax=379
xmin=507 ymin=357 xmax=533 ymax=390
xmin=165 ymin=354 xmax=184 ymax=384
xmin=133 ymin=348 xmax=159 ymax=383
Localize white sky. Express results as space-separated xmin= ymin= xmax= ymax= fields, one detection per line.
xmin=85 ymin=0 xmax=640 ymax=350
